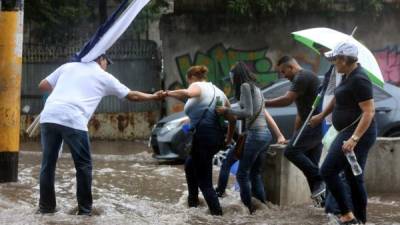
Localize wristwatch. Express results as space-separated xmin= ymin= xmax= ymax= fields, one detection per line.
xmin=351 ymin=135 xmax=360 ymax=142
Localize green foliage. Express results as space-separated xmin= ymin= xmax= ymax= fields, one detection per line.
xmin=0 ymin=0 xmax=17 ymax=11
xmin=24 ymin=0 xmax=170 ymax=43
xmin=227 ymin=0 xmax=385 ymax=18
xmin=130 ymin=0 xmax=170 ymax=33
xmin=25 ymin=0 xmax=94 ymax=43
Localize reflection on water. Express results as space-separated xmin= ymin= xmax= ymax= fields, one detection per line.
xmin=0 ymin=141 xmax=399 ymax=225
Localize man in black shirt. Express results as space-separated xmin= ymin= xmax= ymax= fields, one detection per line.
xmin=265 ymin=56 xmax=325 ymax=200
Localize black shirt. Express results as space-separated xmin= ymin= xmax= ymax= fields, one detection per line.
xmin=332 ymin=65 xmax=376 ymax=131
xmin=290 ymin=69 xmax=320 ymax=122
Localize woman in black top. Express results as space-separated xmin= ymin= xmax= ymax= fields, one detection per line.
xmin=310 ymin=42 xmax=377 ymax=225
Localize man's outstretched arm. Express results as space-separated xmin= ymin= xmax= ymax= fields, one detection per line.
xmin=265 ymin=91 xmax=297 ymax=107
xmin=125 ymin=90 xmax=164 ymax=102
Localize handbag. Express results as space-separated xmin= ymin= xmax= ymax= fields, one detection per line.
xmin=233 ymin=85 xmax=264 ymax=159
xmin=322 ymin=115 xmax=362 ymax=150
xmin=178 ymin=86 xmax=217 ymax=154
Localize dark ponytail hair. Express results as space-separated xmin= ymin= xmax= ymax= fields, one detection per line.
xmin=230 ymin=61 xmax=258 ymax=100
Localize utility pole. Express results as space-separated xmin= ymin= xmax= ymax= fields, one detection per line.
xmin=0 ymin=0 xmax=24 ymax=182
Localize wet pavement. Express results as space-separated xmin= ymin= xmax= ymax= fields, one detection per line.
xmin=0 ymin=141 xmax=399 ymax=225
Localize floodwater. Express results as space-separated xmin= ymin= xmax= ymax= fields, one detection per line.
xmin=0 ymin=141 xmax=399 ymax=225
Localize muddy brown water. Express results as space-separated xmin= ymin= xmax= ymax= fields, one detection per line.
xmin=0 ymin=141 xmax=399 ymax=225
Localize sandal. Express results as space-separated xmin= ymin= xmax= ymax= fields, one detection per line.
xmin=330 ymin=214 xmax=359 ymax=225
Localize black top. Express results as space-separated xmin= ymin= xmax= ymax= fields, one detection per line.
xmin=332 ymin=64 xmax=376 ymax=131
xmin=290 ymin=69 xmax=320 ymax=122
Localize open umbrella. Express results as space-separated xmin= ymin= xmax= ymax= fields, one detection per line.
xmin=292 ymin=27 xmax=384 ymax=87
xmin=290 ymin=27 xmax=384 ymax=147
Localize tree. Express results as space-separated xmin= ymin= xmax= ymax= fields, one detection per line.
xmin=24 ymin=0 xmax=170 ymax=44
xmin=25 ymin=0 xmax=94 ymax=43
xmin=227 ymin=0 xmax=385 ymax=18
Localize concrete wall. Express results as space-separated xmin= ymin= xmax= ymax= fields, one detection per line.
xmin=20 ymin=40 xmax=161 ymax=141
xmin=264 ymin=144 xmax=311 ymax=206
xmin=160 ymin=12 xmax=400 ymax=114
xmin=264 ymin=138 xmax=400 ymax=206
xmin=20 ymin=111 xmax=160 ymax=141
xmin=365 ymin=137 xmax=400 ymax=193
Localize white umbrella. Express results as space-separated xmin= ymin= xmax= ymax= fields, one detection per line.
xmin=292 ymin=27 xmax=384 ymax=87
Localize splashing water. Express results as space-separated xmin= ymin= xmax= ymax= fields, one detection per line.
xmin=0 ymin=141 xmax=398 ymax=225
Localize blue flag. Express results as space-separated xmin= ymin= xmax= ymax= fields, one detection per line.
xmin=72 ymin=0 xmax=151 ymax=62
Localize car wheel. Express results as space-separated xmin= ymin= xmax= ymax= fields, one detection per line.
xmin=387 ymin=129 xmax=400 ymax=137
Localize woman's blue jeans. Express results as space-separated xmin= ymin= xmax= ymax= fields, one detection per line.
xmin=320 ymin=126 xmax=377 ymax=223
xmin=236 ymin=127 xmax=272 ymax=209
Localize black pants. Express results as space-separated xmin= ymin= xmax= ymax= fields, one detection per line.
xmin=321 ymin=126 xmax=377 ymax=223
xmin=185 ymin=124 xmax=223 ymax=215
xmin=284 ymin=125 xmax=323 ymax=192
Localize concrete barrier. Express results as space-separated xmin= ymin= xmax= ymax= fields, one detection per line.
xmin=263 ymin=138 xmax=400 ymax=206
xmin=365 ymin=137 xmax=400 ymax=193
xmin=263 ymin=144 xmax=311 ymax=206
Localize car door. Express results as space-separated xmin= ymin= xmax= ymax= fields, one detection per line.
xmin=373 ymin=84 xmax=399 ymax=136
xmin=262 ymin=81 xmax=297 ymax=139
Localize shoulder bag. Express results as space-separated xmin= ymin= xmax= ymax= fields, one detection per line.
xmin=179 ymin=85 xmax=216 ymax=155
xmin=322 ymin=115 xmax=362 ymax=150
xmin=234 ymin=85 xmax=264 ymax=159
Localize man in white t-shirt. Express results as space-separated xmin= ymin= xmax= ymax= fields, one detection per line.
xmin=37 ymin=54 xmax=162 ymax=215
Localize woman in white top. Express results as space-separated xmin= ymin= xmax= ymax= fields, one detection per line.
xmin=166 ymin=65 xmax=235 ymax=216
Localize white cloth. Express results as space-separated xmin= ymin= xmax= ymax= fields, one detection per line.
xmin=322 ymin=67 xmax=341 ymax=124
xmin=81 ymin=0 xmax=151 ymax=62
xmin=40 ymin=62 xmax=130 ymax=131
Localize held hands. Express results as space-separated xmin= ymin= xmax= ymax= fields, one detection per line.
xmin=153 ymin=90 xmax=166 ymax=100
xmin=309 ymin=113 xmax=324 ymax=127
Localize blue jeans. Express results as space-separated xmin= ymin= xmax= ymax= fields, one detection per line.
xmin=237 ymin=128 xmax=272 ymax=209
xmin=185 ymin=122 xmax=224 ymax=215
xmin=216 ymin=144 xmax=237 ymax=194
xmin=285 ymin=125 xmax=323 ymax=192
xmin=321 ymin=126 xmax=377 ymax=223
xmin=39 ymin=123 xmax=92 ymax=214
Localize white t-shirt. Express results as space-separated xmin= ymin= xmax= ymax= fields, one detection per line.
xmin=184 ymin=82 xmax=228 ymax=125
xmin=40 ymin=62 xmax=130 ymax=131
xmin=322 ymin=67 xmax=342 ymax=124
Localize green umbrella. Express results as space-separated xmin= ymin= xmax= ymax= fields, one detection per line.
xmin=292 ymin=27 xmax=384 ymax=87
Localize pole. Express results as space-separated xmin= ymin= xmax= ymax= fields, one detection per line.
xmin=0 ymin=0 xmax=24 ymax=182
xmin=350 ymin=26 xmax=358 ymax=37
xmin=292 ymin=93 xmax=322 ymax=147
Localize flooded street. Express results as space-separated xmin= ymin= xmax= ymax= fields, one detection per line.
xmin=0 ymin=141 xmax=399 ymax=225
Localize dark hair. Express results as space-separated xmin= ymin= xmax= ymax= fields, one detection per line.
xmin=336 ymin=55 xmax=358 ymax=66
xmin=187 ymin=65 xmax=208 ymax=80
xmin=345 ymin=56 xmax=358 ymax=65
xmin=277 ymin=55 xmax=295 ymax=67
xmin=230 ymin=61 xmax=257 ymax=100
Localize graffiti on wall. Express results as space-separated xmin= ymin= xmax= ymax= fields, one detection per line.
xmin=374 ymin=46 xmax=400 ymax=85
xmin=174 ymin=43 xmax=278 ymax=96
